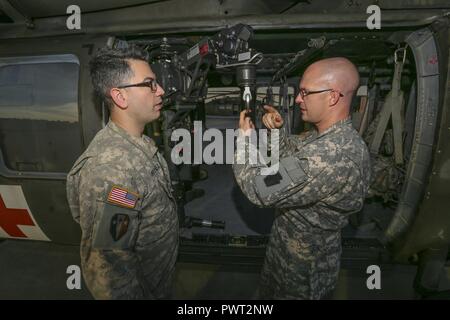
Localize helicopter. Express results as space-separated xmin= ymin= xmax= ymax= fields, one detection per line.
xmin=0 ymin=0 xmax=449 ymax=299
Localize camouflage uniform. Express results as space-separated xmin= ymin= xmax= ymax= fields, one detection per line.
xmin=66 ymin=120 xmax=179 ymax=299
xmin=233 ymin=118 xmax=371 ymax=299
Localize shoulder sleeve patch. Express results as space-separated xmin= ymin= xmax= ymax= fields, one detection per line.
xmin=92 ymin=201 xmax=140 ymax=250
xmin=254 ymin=156 xmax=308 ymax=199
xmin=107 ymin=185 xmax=140 ymax=209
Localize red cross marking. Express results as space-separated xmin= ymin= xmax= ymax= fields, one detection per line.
xmin=428 ymin=56 xmax=438 ymax=65
xmin=0 ymin=194 xmax=35 ymax=237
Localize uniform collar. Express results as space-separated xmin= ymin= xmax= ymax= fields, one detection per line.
xmin=107 ymin=120 xmax=158 ymax=158
xmin=316 ymin=117 xmax=352 ymax=138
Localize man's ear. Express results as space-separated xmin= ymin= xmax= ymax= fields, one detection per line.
xmin=110 ymin=88 xmax=128 ymax=110
xmin=329 ymin=90 xmax=340 ymax=107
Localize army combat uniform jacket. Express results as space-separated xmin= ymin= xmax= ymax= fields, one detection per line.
xmin=66 ymin=120 xmax=179 ymax=299
xmin=233 ymin=118 xmax=371 ymax=299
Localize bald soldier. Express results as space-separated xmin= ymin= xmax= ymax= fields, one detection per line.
xmin=66 ymin=46 xmax=178 ymax=299
xmin=233 ymin=57 xmax=371 ymax=299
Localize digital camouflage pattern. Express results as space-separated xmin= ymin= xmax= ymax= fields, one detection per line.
xmin=67 ymin=120 xmax=179 ymax=299
xmin=233 ymin=118 xmax=371 ymax=299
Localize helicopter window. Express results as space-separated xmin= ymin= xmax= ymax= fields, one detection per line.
xmin=0 ymin=55 xmax=82 ymax=173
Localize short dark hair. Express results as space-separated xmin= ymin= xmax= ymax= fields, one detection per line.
xmin=89 ymin=45 xmax=149 ymax=108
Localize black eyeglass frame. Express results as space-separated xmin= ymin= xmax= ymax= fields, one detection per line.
xmin=299 ymin=88 xmax=344 ymax=98
xmin=117 ymin=79 xmax=158 ymax=92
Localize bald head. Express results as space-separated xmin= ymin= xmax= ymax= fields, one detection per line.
xmin=305 ymin=57 xmax=360 ymax=97
xmin=296 ymin=57 xmax=360 ymax=133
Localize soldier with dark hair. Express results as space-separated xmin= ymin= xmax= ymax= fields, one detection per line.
xmin=233 ymin=57 xmax=371 ymax=299
xmin=66 ymin=45 xmax=178 ymax=299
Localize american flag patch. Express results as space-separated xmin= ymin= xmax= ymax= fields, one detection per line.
xmin=107 ymin=186 xmax=139 ymax=209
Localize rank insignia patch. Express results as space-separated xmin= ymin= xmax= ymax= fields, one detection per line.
xmin=107 ymin=186 xmax=139 ymax=209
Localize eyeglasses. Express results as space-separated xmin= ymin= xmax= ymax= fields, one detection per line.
xmin=117 ymin=78 xmax=159 ymax=92
xmin=299 ymin=88 xmax=344 ymax=98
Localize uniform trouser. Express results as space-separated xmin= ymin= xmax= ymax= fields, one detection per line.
xmin=259 ymin=217 xmax=341 ymax=300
